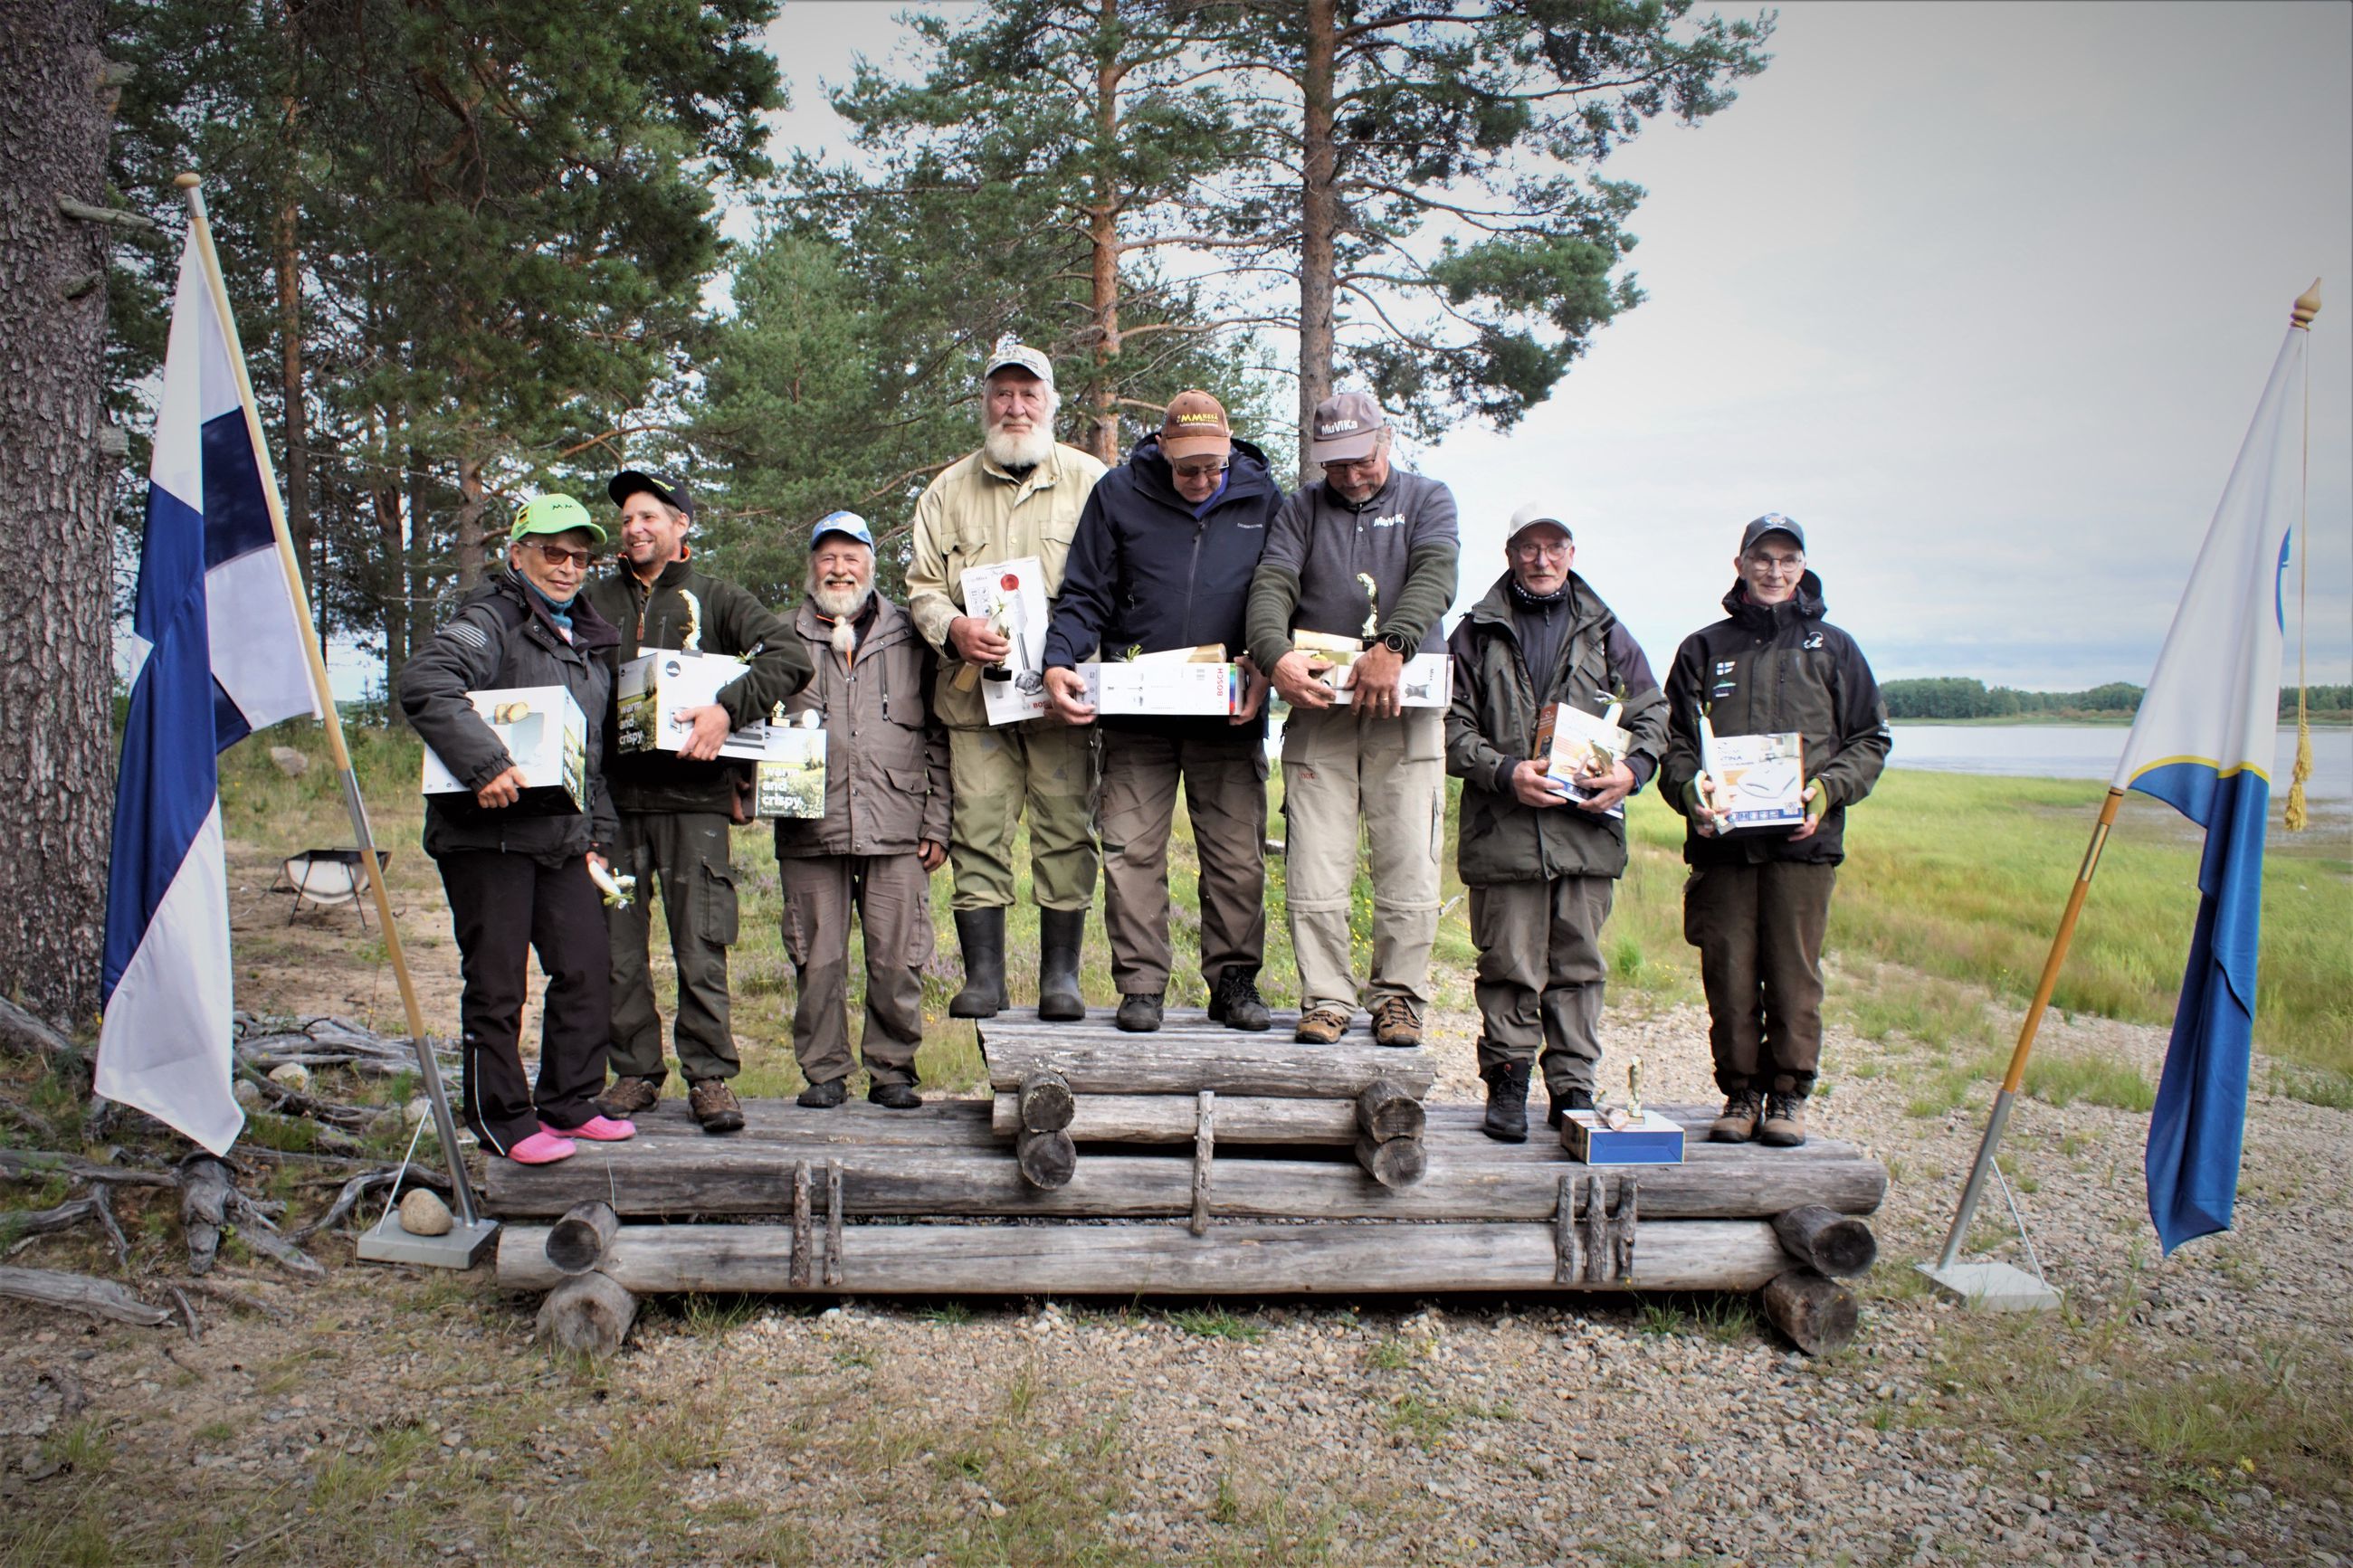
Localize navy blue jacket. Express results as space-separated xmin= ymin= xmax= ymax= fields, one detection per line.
xmin=1043 ymin=434 xmax=1284 ymax=734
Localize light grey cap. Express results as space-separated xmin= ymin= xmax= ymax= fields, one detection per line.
xmin=1506 ymin=501 xmax=1573 ymax=545
xmin=983 ymin=339 xmax=1055 ymax=389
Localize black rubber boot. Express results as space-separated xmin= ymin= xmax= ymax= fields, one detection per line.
xmin=1115 ymin=992 xmax=1164 ymax=1032
xmin=948 ymin=908 xmax=1007 ymax=1019
xmin=1037 ymin=907 xmax=1088 ymax=1022
xmin=1481 ymin=1060 xmax=1532 ymax=1144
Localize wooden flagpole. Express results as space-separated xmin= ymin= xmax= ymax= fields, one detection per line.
xmin=175 ymin=174 xmax=481 ymax=1230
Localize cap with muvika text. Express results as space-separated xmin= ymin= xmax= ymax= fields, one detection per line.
xmin=1308 ymin=391 xmax=1387 ymax=464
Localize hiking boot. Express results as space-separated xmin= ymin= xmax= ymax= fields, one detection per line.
xmin=795 ymin=1078 xmax=847 ymax=1109
xmin=1294 ymin=1006 xmax=1351 ymax=1045
xmin=689 ymin=1078 xmax=746 ymax=1135
xmin=1207 ymin=966 xmax=1272 ymax=1032
xmin=868 ymin=1081 xmax=923 ymax=1110
xmin=1370 ymin=995 xmax=1423 ymax=1048
xmin=1709 ymin=1088 xmax=1763 ymax=1144
xmin=1115 ymin=992 xmax=1165 ymax=1033
xmin=1481 ymin=1060 xmax=1532 ymax=1144
xmin=948 ymin=908 xmax=1007 ymax=1019
xmin=596 ymin=1075 xmax=661 ymax=1119
xmin=1759 ymin=1091 xmax=1808 ymax=1147
xmin=1547 ymin=1087 xmax=1595 ymax=1130
xmin=1037 ymin=908 xmax=1088 ymax=1022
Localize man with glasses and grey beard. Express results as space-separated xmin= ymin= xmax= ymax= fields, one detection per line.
xmin=772 ymin=514 xmax=949 ymax=1109
xmin=1659 ymin=514 xmax=1890 ymax=1150
xmin=905 ymin=342 xmax=1109 ymax=1024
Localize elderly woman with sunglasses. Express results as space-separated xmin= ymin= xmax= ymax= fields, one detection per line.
xmin=399 ymin=495 xmax=636 ymax=1164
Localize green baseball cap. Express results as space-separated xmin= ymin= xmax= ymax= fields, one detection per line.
xmin=511 ymin=493 xmax=607 ymax=546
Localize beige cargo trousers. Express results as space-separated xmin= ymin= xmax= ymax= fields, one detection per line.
xmin=1279 ymin=705 xmax=1445 ymax=1017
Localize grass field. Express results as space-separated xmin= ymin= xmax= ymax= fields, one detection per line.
xmin=220 ymin=724 xmax=2353 ymax=1104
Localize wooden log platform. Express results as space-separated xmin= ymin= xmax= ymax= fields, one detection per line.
xmin=979 ymin=1010 xmax=1435 ymax=1098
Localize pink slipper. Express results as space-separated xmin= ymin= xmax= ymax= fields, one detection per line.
xmin=542 ymin=1115 xmax=635 ymax=1142
xmin=507 ymin=1130 xmax=577 ymax=1165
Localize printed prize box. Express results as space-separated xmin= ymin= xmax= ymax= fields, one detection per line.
xmin=1535 ymin=701 xmax=1634 ymax=813
xmin=420 ymin=685 xmax=587 ymax=815
xmin=752 ymin=727 xmax=828 ymax=820
xmin=959 ymin=556 xmax=1052 ymax=726
xmin=1329 ymin=652 xmax=1452 ymax=708
xmin=1081 ymin=660 xmax=1241 ymax=717
xmin=1710 ymin=730 xmax=1807 ymax=832
xmin=1560 ymin=1108 xmax=1687 ymax=1166
xmin=616 ymin=648 xmax=775 ymax=760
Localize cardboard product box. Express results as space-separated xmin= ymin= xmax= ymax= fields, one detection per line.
xmin=752 ymin=727 xmax=829 ymax=820
xmin=959 ymin=556 xmax=1052 ymax=727
xmin=1081 ymin=660 xmax=1241 ymax=717
xmin=616 ymin=648 xmax=776 ymax=760
xmin=1535 ymin=701 xmax=1634 ymax=813
xmin=1708 ymin=730 xmax=1807 ymax=832
xmin=1329 ymin=652 xmax=1453 ymax=708
xmin=1560 ymin=1108 xmax=1687 ymax=1166
xmin=420 ymin=685 xmax=587 ymax=815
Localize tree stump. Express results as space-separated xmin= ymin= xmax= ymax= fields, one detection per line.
xmin=537 ymin=1272 xmax=638 ymax=1357
xmin=1761 ymin=1268 xmax=1860 ymax=1355
xmin=1773 ymin=1204 xmax=1877 ymax=1278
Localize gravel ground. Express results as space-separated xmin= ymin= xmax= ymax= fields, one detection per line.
xmin=3 ymin=997 xmax=2348 ymax=1566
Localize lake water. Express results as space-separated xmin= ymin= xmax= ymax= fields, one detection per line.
xmin=1889 ymin=724 xmax=2352 ymax=803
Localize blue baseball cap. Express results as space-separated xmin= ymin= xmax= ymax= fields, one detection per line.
xmin=810 ymin=511 xmax=875 ymax=549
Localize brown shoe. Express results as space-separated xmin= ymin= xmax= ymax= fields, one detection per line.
xmin=598 ymin=1075 xmax=662 ymax=1118
xmin=1709 ymin=1088 xmax=1762 ymax=1143
xmin=689 ymin=1078 xmax=746 ymax=1135
xmin=1293 ymin=1006 xmax=1352 ymax=1045
xmin=1370 ymin=996 xmax=1422 ymax=1049
xmin=1758 ymin=1090 xmax=1807 ymax=1147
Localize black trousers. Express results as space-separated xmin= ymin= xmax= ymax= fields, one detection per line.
xmin=1682 ymin=860 xmax=1837 ymax=1098
xmin=437 ymin=850 xmax=611 ymax=1154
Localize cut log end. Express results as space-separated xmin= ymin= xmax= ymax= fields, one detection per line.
xmin=1016 ymin=1071 xmax=1075 ymax=1133
xmin=1761 ymin=1267 xmax=1861 ymax=1355
xmin=537 ymin=1271 xmax=638 ymax=1358
xmin=1015 ymin=1129 xmax=1077 ymax=1189
xmin=546 ymin=1201 xmax=620 ymax=1276
xmin=1354 ymin=1134 xmax=1426 ymax=1190
xmin=1773 ymin=1203 xmax=1878 ymax=1278
xmin=1355 ymin=1079 xmax=1425 ymax=1143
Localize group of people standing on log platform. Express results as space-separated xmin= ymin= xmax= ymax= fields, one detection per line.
xmin=399 ymin=340 xmax=1891 ymax=1170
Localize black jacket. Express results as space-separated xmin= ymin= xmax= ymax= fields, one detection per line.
xmin=581 ymin=556 xmax=809 ymax=815
xmin=1445 ymin=571 xmax=1669 ymax=885
xmin=1657 ymin=572 xmax=1891 ymax=867
xmin=1043 ymin=434 xmax=1283 ymax=735
xmin=400 ymin=573 xmax=622 ymax=864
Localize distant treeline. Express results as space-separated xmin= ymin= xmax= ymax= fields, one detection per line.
xmin=1882 ymin=679 xmax=2353 ymax=721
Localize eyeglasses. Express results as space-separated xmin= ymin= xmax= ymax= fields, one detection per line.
xmin=1172 ymin=461 xmax=1229 ymax=480
xmin=529 ymin=544 xmax=595 ymax=569
xmin=1510 ymin=539 xmax=1571 ymax=561
xmin=1744 ymin=553 xmax=1804 ymax=574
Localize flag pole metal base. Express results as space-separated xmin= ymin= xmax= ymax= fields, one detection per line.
xmin=355 ymin=1210 xmax=499 ymax=1269
xmin=1916 ymin=1259 xmax=2062 ymax=1313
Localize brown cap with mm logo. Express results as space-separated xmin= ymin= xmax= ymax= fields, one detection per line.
xmin=1157 ymin=390 xmax=1233 ymax=462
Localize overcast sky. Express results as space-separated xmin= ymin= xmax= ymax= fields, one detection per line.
xmin=758 ymin=0 xmax=2353 ymax=689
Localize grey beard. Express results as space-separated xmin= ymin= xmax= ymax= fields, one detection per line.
xmin=809 ymin=580 xmax=872 ymax=652
xmin=983 ymin=423 xmax=1056 ymax=470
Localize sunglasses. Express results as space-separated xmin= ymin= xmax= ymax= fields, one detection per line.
xmin=527 ymin=543 xmax=597 ymax=569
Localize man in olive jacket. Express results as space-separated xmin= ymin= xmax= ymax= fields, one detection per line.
xmin=1659 ymin=514 xmax=1891 ymax=1149
xmin=773 ymin=514 xmax=951 ymax=1109
xmin=1445 ymin=505 xmax=1668 ymax=1141
xmin=585 ymin=470 xmax=811 ymax=1134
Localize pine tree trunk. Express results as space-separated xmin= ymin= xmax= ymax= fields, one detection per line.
xmin=452 ymin=455 xmax=488 ymax=594
xmin=374 ymin=485 xmax=409 ymax=726
xmin=0 ymin=0 xmax=121 ymax=1028
xmin=1296 ymin=0 xmax=1339 ymax=484
xmin=1084 ymin=0 xmax=1125 ymax=467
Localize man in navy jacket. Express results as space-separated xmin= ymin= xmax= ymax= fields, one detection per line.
xmin=1043 ymin=393 xmax=1281 ymax=1033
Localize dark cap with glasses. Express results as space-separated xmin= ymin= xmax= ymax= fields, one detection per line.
xmin=1740 ymin=513 xmax=1805 ymax=554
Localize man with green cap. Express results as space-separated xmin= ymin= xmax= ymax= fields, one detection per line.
xmin=585 ymin=470 xmax=810 ymax=1134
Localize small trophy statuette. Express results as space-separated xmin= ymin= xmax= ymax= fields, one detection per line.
xmin=1625 ymin=1057 xmax=1643 ymax=1123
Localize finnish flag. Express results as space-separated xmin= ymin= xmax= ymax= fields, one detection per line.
xmin=99 ymin=231 xmax=319 ymax=1155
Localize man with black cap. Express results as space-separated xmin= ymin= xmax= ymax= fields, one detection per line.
xmin=774 ymin=512 xmax=950 ymax=1109
xmin=1659 ymin=513 xmax=1890 ymax=1149
xmin=1041 ymin=391 xmax=1283 ymax=1033
xmin=905 ymin=340 xmax=1108 ymax=1023
xmin=1445 ymin=503 xmax=1669 ymax=1140
xmin=1246 ymin=392 xmax=1460 ymax=1048
xmin=585 ymin=470 xmax=810 ymax=1134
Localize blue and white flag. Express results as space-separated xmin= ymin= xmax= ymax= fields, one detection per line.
xmin=99 ymin=230 xmax=319 ymax=1155
xmin=2111 ymin=312 xmax=2310 ymax=1253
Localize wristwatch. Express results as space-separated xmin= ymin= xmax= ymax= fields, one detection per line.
xmin=1372 ymin=631 xmax=1412 ymax=655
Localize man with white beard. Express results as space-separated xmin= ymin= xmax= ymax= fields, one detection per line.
xmin=773 ymin=514 xmax=950 ymax=1107
xmin=906 ymin=342 xmax=1109 ymax=1022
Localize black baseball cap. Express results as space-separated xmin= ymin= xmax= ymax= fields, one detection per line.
xmin=1739 ymin=513 xmax=1805 ymax=554
xmin=609 ymin=470 xmax=695 ymax=523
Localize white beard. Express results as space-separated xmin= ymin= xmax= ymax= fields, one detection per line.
xmin=983 ymin=422 xmax=1056 ymax=470
xmin=810 ymin=580 xmax=872 ymax=656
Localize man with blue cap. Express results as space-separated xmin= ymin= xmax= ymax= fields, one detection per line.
xmin=771 ymin=512 xmax=951 ymax=1108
